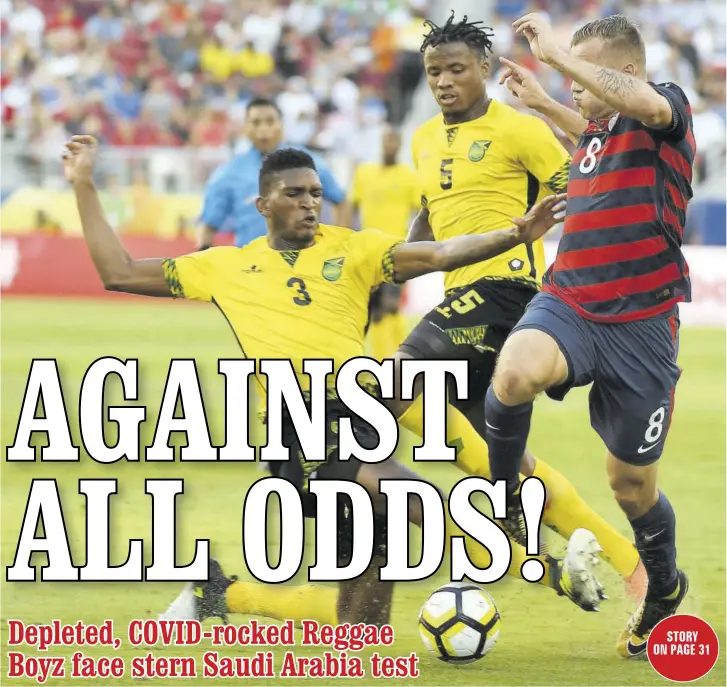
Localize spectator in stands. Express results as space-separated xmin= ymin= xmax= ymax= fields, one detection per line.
xmin=144 ymin=78 xmax=178 ymax=127
xmin=8 ymin=0 xmax=45 ymax=50
xmin=106 ymin=80 xmax=143 ymax=121
xmin=85 ymin=6 xmax=124 ymax=43
xmin=237 ymin=41 xmax=275 ymax=79
xmin=0 ymin=0 xmax=721 ymax=248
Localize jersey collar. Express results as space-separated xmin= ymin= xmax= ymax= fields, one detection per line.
xmin=586 ymin=112 xmax=620 ymax=133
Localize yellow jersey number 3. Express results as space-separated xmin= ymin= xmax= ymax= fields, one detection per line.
xmin=287 ymin=277 xmax=312 ymax=306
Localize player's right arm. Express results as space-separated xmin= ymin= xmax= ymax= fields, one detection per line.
xmin=63 ymin=135 xmax=217 ymax=300
xmin=499 ymin=57 xmax=587 ymax=145
xmin=63 ymin=137 xmax=173 ymax=296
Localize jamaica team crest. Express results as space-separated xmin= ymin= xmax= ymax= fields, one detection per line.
xmin=468 ymin=140 xmax=492 ymax=162
xmin=322 ymin=257 xmax=345 ymax=281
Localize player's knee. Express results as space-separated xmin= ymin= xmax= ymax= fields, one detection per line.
xmin=492 ymin=365 xmax=541 ymax=405
xmin=492 ymin=331 xmax=565 ymax=405
xmin=609 ymin=470 xmax=656 ymax=519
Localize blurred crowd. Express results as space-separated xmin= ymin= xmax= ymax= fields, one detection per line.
xmin=1 ymin=0 xmax=725 ymax=187
xmin=1 ymin=0 xmax=434 ymax=169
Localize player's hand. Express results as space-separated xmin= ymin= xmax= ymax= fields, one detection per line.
xmin=499 ymin=58 xmax=550 ymax=110
xmin=512 ymin=13 xmax=564 ymax=67
xmin=513 ymin=193 xmax=567 ymax=243
xmin=62 ymin=135 xmax=99 ymax=185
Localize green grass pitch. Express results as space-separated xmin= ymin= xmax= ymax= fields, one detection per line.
xmin=1 ymin=297 xmax=725 ymax=686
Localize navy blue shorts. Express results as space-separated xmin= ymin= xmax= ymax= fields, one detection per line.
xmin=512 ymin=292 xmax=681 ymax=465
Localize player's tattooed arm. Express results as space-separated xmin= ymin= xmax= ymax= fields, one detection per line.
xmin=513 ymin=13 xmax=675 ymax=130
xmin=62 ymin=136 xmax=174 ymax=297
xmin=391 ymin=194 xmax=566 ymax=281
xmin=549 ymin=54 xmax=674 ymax=130
xmin=406 ymin=202 xmax=434 ymax=243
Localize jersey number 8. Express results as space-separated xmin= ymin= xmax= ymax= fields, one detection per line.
xmin=579 ymin=138 xmax=603 ymax=174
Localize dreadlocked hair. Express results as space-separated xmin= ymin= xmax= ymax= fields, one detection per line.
xmin=420 ymin=11 xmax=494 ymax=59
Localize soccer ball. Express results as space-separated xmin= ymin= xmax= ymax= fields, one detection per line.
xmin=418 ymin=582 xmax=501 ymax=663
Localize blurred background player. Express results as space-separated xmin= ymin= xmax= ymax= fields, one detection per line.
xmin=484 ymin=12 xmax=694 ymax=658
xmin=197 ymin=97 xmax=349 ymax=250
xmin=384 ymin=12 xmax=647 ymax=597
xmin=62 ymin=135 xmax=601 ymax=627
xmin=345 ymin=125 xmax=421 ymax=360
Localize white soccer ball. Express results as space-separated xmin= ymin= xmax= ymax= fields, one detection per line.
xmin=418 ymin=581 xmax=501 ymax=664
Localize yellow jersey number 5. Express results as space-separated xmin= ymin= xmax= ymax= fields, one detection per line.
xmin=288 ymin=277 xmax=312 ymax=306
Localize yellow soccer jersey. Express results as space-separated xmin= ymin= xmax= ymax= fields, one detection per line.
xmin=411 ymin=99 xmax=570 ymax=292
xmin=162 ymin=224 xmax=403 ymax=394
xmin=350 ymin=163 xmax=421 ymax=238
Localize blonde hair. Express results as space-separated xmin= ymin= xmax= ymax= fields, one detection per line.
xmin=572 ymin=14 xmax=645 ymax=67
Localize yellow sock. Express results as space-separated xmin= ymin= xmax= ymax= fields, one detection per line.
xmin=226 ymin=581 xmax=338 ymax=625
xmin=399 ymin=396 xmax=641 ymax=580
xmin=444 ymin=508 xmax=551 ymax=588
xmin=533 ymin=459 xmax=640 ymax=578
xmin=399 ymin=397 xmax=491 ymax=477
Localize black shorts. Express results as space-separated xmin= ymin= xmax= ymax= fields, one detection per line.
xmin=513 ymin=292 xmax=682 ymax=465
xmin=399 ymin=278 xmax=537 ymax=412
xmin=267 ymin=400 xmax=387 ymax=563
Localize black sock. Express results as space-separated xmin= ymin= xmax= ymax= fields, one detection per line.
xmin=631 ymin=491 xmax=678 ymax=598
xmin=484 ymin=385 xmax=532 ymax=496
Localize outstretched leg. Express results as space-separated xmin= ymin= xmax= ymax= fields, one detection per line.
xmin=355 ymin=458 xmax=603 ymax=612
xmin=392 ymin=326 xmax=642 ymax=593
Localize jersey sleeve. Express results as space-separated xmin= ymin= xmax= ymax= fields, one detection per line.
xmin=161 ymin=250 xmax=217 ymax=302
xmin=518 ymin=116 xmax=571 ymax=194
xmin=352 ymin=228 xmax=405 ymax=287
xmin=199 ymin=166 xmax=234 ymax=231
xmin=649 ymin=82 xmax=691 ymax=141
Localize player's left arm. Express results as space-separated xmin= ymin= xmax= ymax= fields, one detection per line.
xmin=514 ymin=13 xmax=687 ymax=135
xmin=315 ymin=154 xmax=352 ymax=225
xmin=391 ymin=193 xmax=566 ymax=281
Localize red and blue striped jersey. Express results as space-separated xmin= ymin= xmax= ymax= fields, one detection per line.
xmin=543 ymin=82 xmax=695 ymax=322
